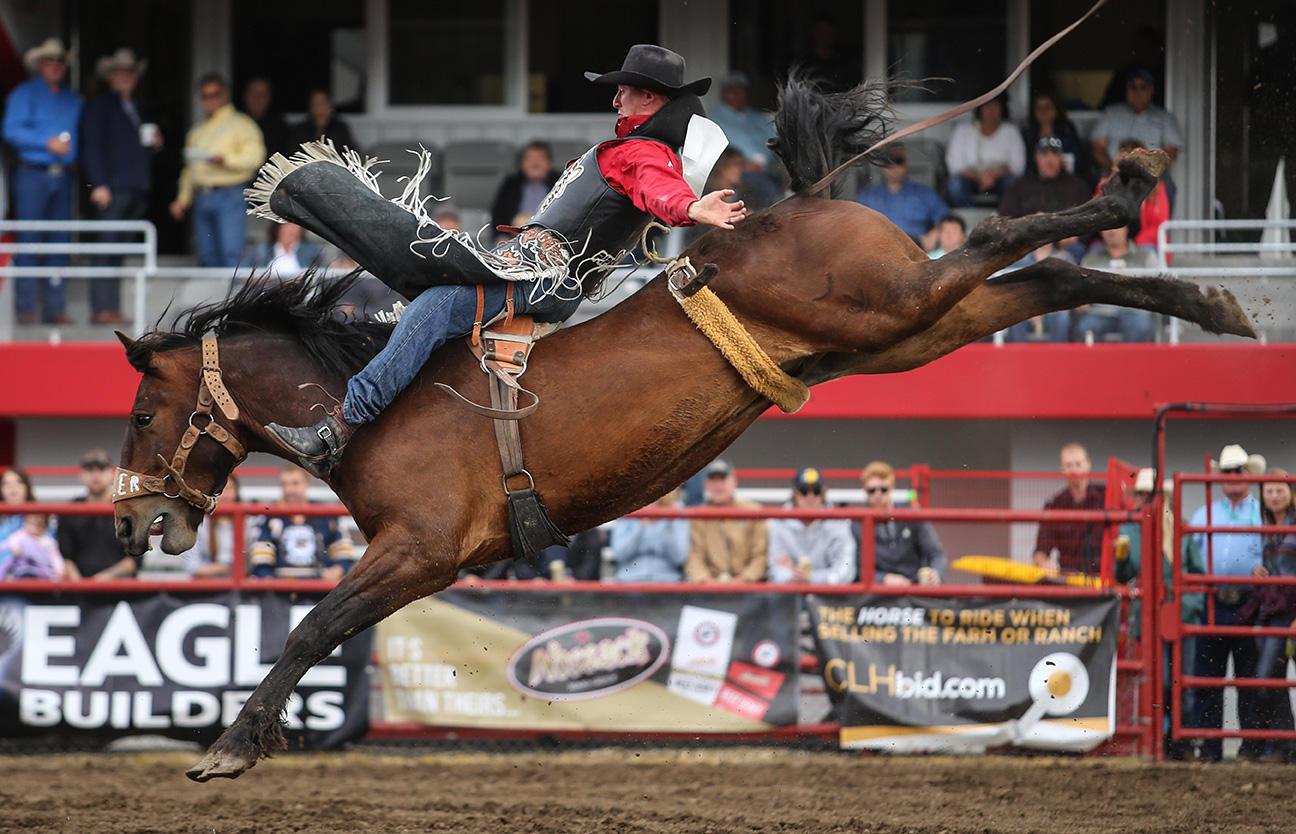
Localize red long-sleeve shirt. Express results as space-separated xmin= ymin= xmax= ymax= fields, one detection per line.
xmin=596 ymin=114 xmax=698 ymax=227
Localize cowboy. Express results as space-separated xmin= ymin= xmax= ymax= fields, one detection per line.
xmin=260 ymin=44 xmax=745 ymax=477
xmin=1 ymin=37 xmax=82 ymax=324
xmin=82 ymin=47 xmax=158 ymax=325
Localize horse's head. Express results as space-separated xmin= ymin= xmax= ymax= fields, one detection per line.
xmin=113 ymin=332 xmax=246 ymax=557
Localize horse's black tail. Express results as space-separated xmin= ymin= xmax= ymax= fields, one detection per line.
xmin=768 ymin=72 xmax=906 ymax=199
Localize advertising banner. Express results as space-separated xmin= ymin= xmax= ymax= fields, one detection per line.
xmin=377 ymin=588 xmax=800 ymax=732
xmin=0 ymin=592 xmax=370 ymax=749
xmin=808 ymin=595 xmax=1118 ymax=753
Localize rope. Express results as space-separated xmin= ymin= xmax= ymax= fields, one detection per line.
xmin=668 ymin=281 xmax=809 ymax=415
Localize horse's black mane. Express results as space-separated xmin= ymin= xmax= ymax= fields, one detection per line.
xmin=769 ymin=71 xmax=911 ymax=199
xmin=127 ymin=271 xmax=394 ymax=377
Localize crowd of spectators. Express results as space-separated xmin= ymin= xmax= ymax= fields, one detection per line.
xmin=2 ymin=38 xmax=360 ymax=323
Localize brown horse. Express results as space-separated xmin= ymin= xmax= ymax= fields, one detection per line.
xmin=113 ymin=81 xmax=1251 ymax=781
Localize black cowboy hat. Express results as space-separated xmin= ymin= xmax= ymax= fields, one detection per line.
xmin=584 ymin=44 xmax=711 ymax=97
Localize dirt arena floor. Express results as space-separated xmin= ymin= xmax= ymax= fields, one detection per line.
xmin=0 ymin=747 xmax=1288 ymax=833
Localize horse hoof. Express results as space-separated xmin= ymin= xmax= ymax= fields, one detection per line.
xmin=1124 ymin=148 xmax=1170 ymax=180
xmin=186 ymin=751 xmax=256 ymax=782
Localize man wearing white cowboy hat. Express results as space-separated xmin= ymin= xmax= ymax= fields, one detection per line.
xmin=259 ymin=44 xmax=744 ymax=478
xmin=82 ymin=47 xmax=159 ymax=326
xmin=1185 ymin=442 xmax=1266 ymax=762
xmin=1 ymin=37 xmax=82 ymax=324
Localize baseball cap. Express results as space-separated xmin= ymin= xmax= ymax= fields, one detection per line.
xmin=720 ymin=71 xmax=750 ymax=90
xmin=793 ymin=467 xmax=823 ymax=492
xmin=81 ymin=448 xmax=113 ymax=469
xmin=705 ymin=458 xmax=734 ymax=478
xmin=1035 ymin=136 xmax=1064 ymax=154
xmin=1127 ymin=68 xmax=1155 ymax=86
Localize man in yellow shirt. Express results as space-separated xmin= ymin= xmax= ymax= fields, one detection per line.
xmin=169 ymin=73 xmax=265 ymax=267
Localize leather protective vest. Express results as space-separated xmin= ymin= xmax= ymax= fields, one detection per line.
xmin=526 ymin=135 xmax=675 ymax=293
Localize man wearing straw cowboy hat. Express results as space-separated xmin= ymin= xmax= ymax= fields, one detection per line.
xmin=1185 ymin=442 xmax=1266 ymax=762
xmin=1 ymin=37 xmax=82 ymax=324
xmin=82 ymin=47 xmax=159 ymax=326
xmin=258 ymin=44 xmax=743 ymax=478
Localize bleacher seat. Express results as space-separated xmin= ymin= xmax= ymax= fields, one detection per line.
xmin=441 ymin=140 xmax=518 ymax=212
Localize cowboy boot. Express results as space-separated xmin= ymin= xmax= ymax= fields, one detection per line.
xmin=266 ymin=409 xmax=353 ymax=480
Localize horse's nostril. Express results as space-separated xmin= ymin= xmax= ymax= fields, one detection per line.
xmin=118 ymin=517 xmax=134 ymax=541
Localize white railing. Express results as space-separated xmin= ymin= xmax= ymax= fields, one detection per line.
xmin=0 ymin=220 xmax=157 ymax=329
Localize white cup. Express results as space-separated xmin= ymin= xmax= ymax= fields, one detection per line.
xmin=139 ymin=122 xmax=159 ymax=147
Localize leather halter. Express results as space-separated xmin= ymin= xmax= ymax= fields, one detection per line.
xmin=111 ymin=337 xmax=247 ymax=514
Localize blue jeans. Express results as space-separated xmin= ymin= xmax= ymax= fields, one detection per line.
xmin=1254 ymin=613 xmax=1295 ymax=755
xmin=1005 ymin=310 xmax=1071 ymax=342
xmin=947 ymin=173 xmax=1016 ymax=208
xmin=192 ymin=186 xmax=248 ymax=267
xmin=12 ymin=165 xmax=72 ymax=318
xmin=91 ymin=187 xmax=149 ymax=315
xmin=342 ymin=282 xmax=579 ymax=425
xmin=1190 ymin=601 xmax=1264 ymax=759
xmin=1074 ymin=309 xmax=1153 ymax=342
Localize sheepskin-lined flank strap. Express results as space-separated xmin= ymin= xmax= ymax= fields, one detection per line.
xmin=667 ymin=280 xmax=810 ymax=414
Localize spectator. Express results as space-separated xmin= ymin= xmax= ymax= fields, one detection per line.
xmin=81 ymin=47 xmax=157 ymax=326
xmin=241 ymin=76 xmax=287 ymax=159
xmin=680 ymin=148 xmax=773 ymax=247
xmin=533 ymin=528 xmax=606 ymax=581
xmin=248 ymin=222 xmax=323 ymax=279
xmin=2 ymin=37 xmax=82 ymax=324
xmin=1021 ymin=91 xmax=1089 ymax=182
xmin=1186 ymin=443 xmax=1266 ymax=763
xmin=707 ymin=71 xmax=776 ymax=178
xmin=249 ymin=464 xmax=356 ymax=579
xmin=59 ymin=448 xmax=136 ymax=579
xmin=1237 ymin=466 xmax=1296 ymax=762
xmin=854 ymin=145 xmax=948 ymax=248
xmin=1114 ymin=467 xmax=1157 ymax=586
xmin=609 ymin=488 xmax=689 ymax=582
xmin=1001 ymin=232 xmax=1075 ymax=343
xmin=999 ymin=137 xmax=1092 ymax=219
xmin=489 ymin=141 xmax=560 ymax=241
xmin=767 ymin=468 xmax=856 ymax=584
xmin=1090 ymin=69 xmax=1184 ymax=204
xmin=179 ymin=475 xmax=245 ymax=578
xmin=1033 ymin=442 xmax=1106 ymax=574
xmin=685 ymin=458 xmax=767 ymax=582
xmin=944 ymin=96 xmax=1025 ymax=208
xmin=1100 ymin=26 xmax=1166 ymax=108
xmin=0 ymin=466 xmax=35 ymax=546
xmin=856 ymin=461 xmax=944 ymax=586
xmin=1075 ymin=224 xmax=1156 ymax=342
xmin=0 ymin=514 xmax=66 ymax=579
xmin=169 ymin=73 xmax=266 ymax=268
xmin=287 ymin=87 xmax=358 ymax=154
xmin=925 ymin=214 xmax=966 ymax=258
xmin=1098 ymin=139 xmax=1171 ymax=253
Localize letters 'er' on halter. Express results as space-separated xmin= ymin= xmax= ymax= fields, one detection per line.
xmin=112 ymin=337 xmax=247 ymax=514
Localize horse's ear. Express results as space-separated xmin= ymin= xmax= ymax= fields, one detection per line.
xmin=116 ymin=330 xmax=151 ymax=373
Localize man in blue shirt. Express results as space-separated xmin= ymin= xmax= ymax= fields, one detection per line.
xmin=81 ymin=48 xmax=156 ymax=325
xmin=1186 ymin=443 xmax=1266 ymax=762
xmin=854 ymin=146 xmax=948 ymax=249
xmin=1 ymin=38 xmax=82 ymax=324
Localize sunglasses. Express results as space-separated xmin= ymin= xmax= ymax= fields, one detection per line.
xmin=797 ymin=486 xmax=823 ymax=496
xmin=865 ymin=485 xmax=891 ymax=495
xmin=884 ymin=157 xmax=907 ymax=166
xmin=1220 ymin=466 xmax=1246 ymax=475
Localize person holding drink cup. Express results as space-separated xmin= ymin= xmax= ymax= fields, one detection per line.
xmin=767 ymin=468 xmax=856 ymax=585
xmin=82 ymin=48 xmax=159 ymax=325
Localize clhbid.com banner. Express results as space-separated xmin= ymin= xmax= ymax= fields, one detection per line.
xmin=0 ymin=592 xmax=370 ymax=749
xmin=377 ymin=588 xmax=800 ymax=732
xmin=808 ymin=595 xmax=1118 ymax=753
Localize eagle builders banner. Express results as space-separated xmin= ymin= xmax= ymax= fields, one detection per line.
xmin=808 ymin=595 xmax=1118 ymax=753
xmin=376 ymin=588 xmax=800 ymax=732
xmin=0 ymin=592 xmax=370 ymax=749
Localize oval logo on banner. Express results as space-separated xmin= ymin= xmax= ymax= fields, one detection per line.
xmin=506 ymin=617 xmax=671 ymax=702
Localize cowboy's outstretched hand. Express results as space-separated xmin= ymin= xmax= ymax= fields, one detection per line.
xmin=688 ymin=190 xmax=747 ymax=230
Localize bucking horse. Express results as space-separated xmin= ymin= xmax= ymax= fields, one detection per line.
xmin=112 ymin=69 xmax=1252 ymax=781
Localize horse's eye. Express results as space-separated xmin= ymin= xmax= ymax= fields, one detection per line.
xmin=133 ymin=413 xmax=153 ymax=428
